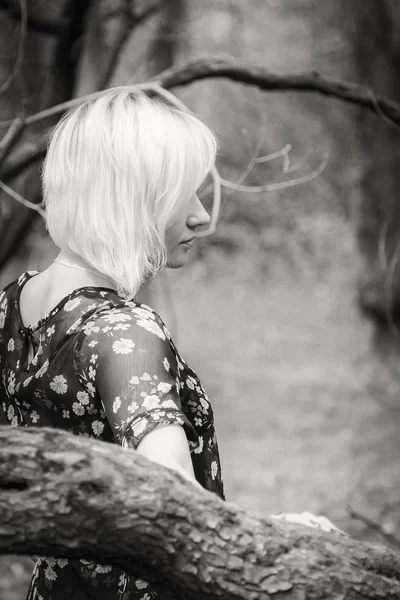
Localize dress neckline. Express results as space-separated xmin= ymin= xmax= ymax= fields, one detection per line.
xmin=16 ymin=271 xmax=118 ymax=334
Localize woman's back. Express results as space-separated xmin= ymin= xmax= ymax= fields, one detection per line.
xmin=0 ymin=270 xmax=224 ymax=598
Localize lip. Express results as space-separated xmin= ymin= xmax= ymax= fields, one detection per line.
xmin=181 ymin=237 xmax=195 ymax=245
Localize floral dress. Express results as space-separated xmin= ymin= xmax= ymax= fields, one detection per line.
xmin=0 ymin=271 xmax=225 ymax=600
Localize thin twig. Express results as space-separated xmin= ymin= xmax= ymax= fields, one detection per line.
xmin=1 ymin=140 xmax=46 ymax=180
xmin=0 ymin=117 xmax=25 ymax=169
xmin=220 ymin=152 xmax=329 ymax=194
xmin=0 ymin=178 xmax=45 ymax=217
xmin=0 ymin=0 xmax=27 ymax=95
xmin=347 ymin=504 xmax=400 ymax=549
xmin=255 ymin=145 xmax=291 ymax=164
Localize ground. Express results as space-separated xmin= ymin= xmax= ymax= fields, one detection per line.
xmin=1 ymin=213 xmax=400 ymax=598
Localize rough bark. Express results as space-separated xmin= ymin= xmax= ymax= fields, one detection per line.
xmin=0 ymin=426 xmax=399 ymax=600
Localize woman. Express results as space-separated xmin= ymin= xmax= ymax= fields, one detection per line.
xmin=0 ymin=87 xmax=223 ymax=599
xmin=0 ymin=87 xmax=341 ymax=599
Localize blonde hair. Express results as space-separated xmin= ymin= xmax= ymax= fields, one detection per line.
xmin=42 ymin=86 xmax=217 ymax=299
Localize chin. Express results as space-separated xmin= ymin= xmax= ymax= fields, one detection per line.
xmin=166 ymin=258 xmax=187 ymax=269
xmin=166 ymin=250 xmax=190 ymax=269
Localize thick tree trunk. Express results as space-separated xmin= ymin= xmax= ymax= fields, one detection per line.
xmin=0 ymin=426 xmax=399 ymax=600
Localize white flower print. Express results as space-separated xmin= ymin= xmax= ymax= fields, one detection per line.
xmin=142 ymin=395 xmax=160 ymax=410
xmin=11 ymin=415 xmax=18 ymax=427
xmin=211 ymin=460 xmax=218 ymax=480
xmin=8 ymin=372 xmax=15 ymax=395
xmin=140 ymin=372 xmax=151 ymax=381
xmin=50 ymin=375 xmax=68 ymax=394
xmin=163 ymin=357 xmax=170 ymax=371
xmin=30 ymin=411 xmax=39 ymax=423
xmin=7 ymin=338 xmax=14 ymax=351
xmin=136 ymin=318 xmax=165 ymax=340
xmin=135 ymin=579 xmax=148 ymax=590
xmin=127 ymin=401 xmax=139 ymax=413
xmin=132 ymin=306 xmax=155 ymax=319
xmin=186 ymin=376 xmax=195 ymax=390
xmin=23 ymin=376 xmax=33 ymax=387
xmin=88 ymin=340 xmax=98 ymax=347
xmin=92 ymin=421 xmax=104 ymax=436
xmin=7 ymin=405 xmax=14 ymax=421
xmin=161 ymin=399 xmax=178 ymax=409
xmin=57 ymin=558 xmax=68 ymax=568
xmin=113 ymin=322 xmax=130 ymax=331
xmin=66 ymin=318 xmax=82 ymax=335
xmin=157 ymin=381 xmax=172 ymax=394
xmin=88 ymin=365 xmax=96 ymax=380
xmin=132 ymin=419 xmax=146 ymax=437
xmin=113 ymin=396 xmax=121 ymax=413
xmin=44 ymin=565 xmax=57 ymax=580
xmin=193 ymin=435 xmax=204 ymax=454
xmin=46 ymin=325 xmax=55 ymax=337
xmin=77 ymin=391 xmax=89 ymax=405
xmin=64 ymin=297 xmax=82 ymax=312
xmin=83 ymin=321 xmax=100 ymax=335
xmin=90 ymin=354 xmax=98 ymax=364
xmin=200 ymin=398 xmax=209 ymax=413
xmin=129 ymin=375 xmax=139 ymax=385
xmin=194 ymin=417 xmax=202 ymax=427
xmin=62 ymin=410 xmax=70 ymax=419
xmin=119 ymin=573 xmax=128 ymax=592
xmin=72 ymin=402 xmax=84 ymax=416
xmin=141 ymin=593 xmax=151 ymax=600
xmin=86 ymin=382 xmax=95 ymax=397
xmin=112 ymin=338 xmax=135 ymax=354
xmin=0 ymin=312 xmax=5 ymax=329
xmin=35 ymin=358 xmax=49 ymax=378
xmin=95 ymin=564 xmax=112 ymax=573
xmin=102 ymin=312 xmax=132 ymax=324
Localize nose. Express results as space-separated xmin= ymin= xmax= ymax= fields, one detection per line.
xmin=187 ymin=195 xmax=211 ymax=231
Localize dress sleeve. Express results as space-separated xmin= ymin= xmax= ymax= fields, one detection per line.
xmin=94 ymin=305 xmax=198 ymax=450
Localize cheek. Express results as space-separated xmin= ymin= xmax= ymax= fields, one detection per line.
xmin=165 ymin=222 xmax=184 ymax=249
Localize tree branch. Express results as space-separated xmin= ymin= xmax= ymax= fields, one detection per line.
xmin=0 ymin=117 xmax=25 ymax=169
xmin=0 ymin=56 xmax=399 ymax=130
xmin=348 ymin=504 xmax=400 ymax=549
xmin=1 ymin=426 xmax=400 ymax=600
xmin=157 ymin=57 xmax=400 ymax=126
xmin=0 ymin=0 xmax=70 ymax=36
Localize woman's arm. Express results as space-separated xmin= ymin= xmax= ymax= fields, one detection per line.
xmin=136 ymin=423 xmax=202 ymax=488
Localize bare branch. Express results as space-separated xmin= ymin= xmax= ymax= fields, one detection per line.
xmin=0 ymin=117 xmax=25 ymax=169
xmin=347 ymin=505 xmax=400 ymax=549
xmin=2 ymin=57 xmax=400 ymax=129
xmin=157 ymin=57 xmax=400 ymax=127
xmin=0 ymin=0 xmax=69 ymax=35
xmin=1 ymin=139 xmax=45 ymax=180
xmin=0 ymin=0 xmax=27 ymax=94
xmin=255 ymin=144 xmax=291 ymax=164
xmin=0 ymin=178 xmax=45 ymax=217
xmin=220 ymin=152 xmax=329 ymax=194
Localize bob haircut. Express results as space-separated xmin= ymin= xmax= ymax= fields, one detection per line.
xmin=42 ymin=86 xmax=217 ymax=300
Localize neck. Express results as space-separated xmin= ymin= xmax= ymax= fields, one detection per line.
xmin=53 ymin=250 xmax=115 ymax=289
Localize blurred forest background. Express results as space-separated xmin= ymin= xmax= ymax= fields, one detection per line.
xmin=2 ymin=0 xmax=400 ymax=598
